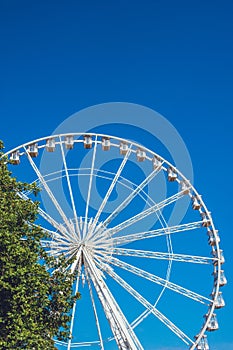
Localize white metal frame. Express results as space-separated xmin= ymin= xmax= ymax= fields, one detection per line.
xmin=3 ymin=132 xmax=226 ymax=349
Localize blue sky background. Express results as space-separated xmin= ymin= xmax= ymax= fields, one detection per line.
xmin=0 ymin=1 xmax=232 ymax=349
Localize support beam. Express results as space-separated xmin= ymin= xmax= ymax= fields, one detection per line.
xmin=83 ymin=249 xmax=143 ymax=350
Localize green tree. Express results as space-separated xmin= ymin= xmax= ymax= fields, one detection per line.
xmin=0 ymin=141 xmax=80 ymax=349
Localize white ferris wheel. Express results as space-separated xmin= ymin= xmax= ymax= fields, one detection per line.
xmin=6 ymin=132 xmax=226 ymax=350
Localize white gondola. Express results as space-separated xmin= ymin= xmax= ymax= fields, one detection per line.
xmin=4 ymin=132 xmax=226 ymax=348
xmin=207 ymin=229 xmax=220 ymax=246
xmin=167 ymin=167 xmax=177 ymax=181
xmin=27 ymin=143 xmax=38 ymax=157
xmin=192 ymin=195 xmax=202 ymax=210
xmin=201 ymin=212 xmax=211 ymax=227
xmin=102 ymin=137 xmax=111 ymax=151
xmin=119 ymin=141 xmax=128 ymax=155
xmin=194 ymin=334 xmax=209 ymax=350
xmin=10 ymin=151 xmax=20 ymax=165
xmin=213 ymin=269 xmax=227 ymax=287
xmin=83 ymin=135 xmax=92 ymax=149
xmin=46 ymin=138 xmax=55 ymax=152
xmin=65 ymin=135 xmax=74 ymax=149
xmin=180 ymin=180 xmax=190 ymax=194
xmin=152 ymin=156 xmax=162 ymax=170
xmin=205 ymin=313 xmax=219 ymax=331
xmin=212 ymin=249 xmax=225 ymax=265
xmin=136 ymin=148 xmax=146 ymax=162
xmin=212 ymin=291 xmax=225 ymax=309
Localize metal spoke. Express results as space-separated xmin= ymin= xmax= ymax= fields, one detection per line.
xmin=83 ymin=248 xmax=144 ymax=350
xmin=59 ymin=137 xmax=81 ymax=239
xmin=19 ymin=192 xmax=75 ymax=243
xmin=103 ymin=165 xmax=164 ymax=227
xmin=97 ymin=259 xmax=193 ymax=346
xmin=84 ymin=136 xmax=98 ymax=238
xmin=87 ymin=146 xmax=132 ymax=241
xmin=112 ymin=221 xmax=202 ymax=246
xmin=108 ymin=256 xmax=211 ymax=304
xmin=111 ymin=247 xmax=213 ymax=264
xmin=106 ymin=190 xmax=188 ymax=237
xmin=67 ymin=249 xmax=82 ymax=350
xmin=85 ymin=263 xmax=104 ymax=349
xmin=23 ymin=147 xmax=76 ymax=241
xmin=6 ymin=133 xmax=221 ymax=349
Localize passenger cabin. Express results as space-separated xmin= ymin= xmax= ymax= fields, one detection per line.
xmin=180 ymin=180 xmax=189 ymax=194
xmin=201 ymin=212 xmax=211 ymax=227
xmin=194 ymin=334 xmax=209 ymax=350
xmin=27 ymin=143 xmax=38 ymax=157
xmin=207 ymin=230 xmax=220 ymax=246
xmin=192 ymin=195 xmax=202 ymax=210
xmin=102 ymin=137 xmax=110 ymax=151
xmin=83 ymin=135 xmax=92 ymax=149
xmin=119 ymin=142 xmax=128 ymax=155
xmin=212 ymin=249 xmax=225 ymax=265
xmin=205 ymin=313 xmax=219 ymax=331
xmin=152 ymin=156 xmax=162 ymax=170
xmin=213 ymin=269 xmax=227 ymax=287
xmin=10 ymin=151 xmax=20 ymax=165
xmin=46 ymin=138 xmax=55 ymax=152
xmin=65 ymin=135 xmax=74 ymax=149
xmin=212 ymin=292 xmax=225 ymax=309
xmin=136 ymin=148 xmax=146 ymax=162
xmin=167 ymin=167 xmax=177 ymax=181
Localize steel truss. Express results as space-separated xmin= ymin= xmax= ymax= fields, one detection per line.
xmin=4 ymin=132 xmax=226 ymax=350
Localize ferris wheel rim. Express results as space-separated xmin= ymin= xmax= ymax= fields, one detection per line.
xmin=3 ymin=131 xmax=225 ymax=349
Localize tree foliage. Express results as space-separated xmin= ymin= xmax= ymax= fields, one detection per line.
xmin=0 ymin=142 xmax=80 ymax=349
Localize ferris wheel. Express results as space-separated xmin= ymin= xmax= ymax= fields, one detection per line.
xmin=6 ymin=132 xmax=226 ymax=349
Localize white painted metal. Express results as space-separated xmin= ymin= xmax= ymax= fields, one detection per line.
xmin=103 ymin=165 xmax=164 ymax=226
xmin=68 ymin=250 xmax=82 ymax=350
xmin=107 ymin=190 xmax=188 ymax=236
xmin=24 ymin=146 xmax=77 ymax=242
xmin=113 ymin=221 xmax=202 ymax=246
xmin=86 ymin=146 xmax=132 ymax=241
xmin=97 ymin=259 xmax=194 ymax=346
xmin=83 ymin=249 xmax=144 ymax=350
xmin=107 ymin=256 xmax=212 ymax=304
xmin=111 ymin=247 xmax=214 ymax=264
xmin=85 ymin=264 xmax=105 ymax=350
xmin=84 ymin=136 xmax=98 ymax=238
xmin=3 ymin=132 xmax=225 ymax=349
xmin=59 ymin=137 xmax=81 ymax=239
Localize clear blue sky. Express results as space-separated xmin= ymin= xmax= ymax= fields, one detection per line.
xmin=0 ymin=1 xmax=232 ymax=349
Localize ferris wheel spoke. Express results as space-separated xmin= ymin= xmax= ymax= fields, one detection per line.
xmin=85 ymin=263 xmax=104 ymax=349
xmin=87 ymin=146 xmax=132 ymax=241
xmin=35 ymin=224 xmax=74 ymax=244
xmin=83 ymin=136 xmax=98 ymax=238
xmin=111 ymin=247 xmax=213 ymax=264
xmin=23 ymin=147 xmax=77 ymax=241
xmin=19 ymin=192 xmax=76 ymax=243
xmin=48 ymin=245 xmax=78 ymax=259
xmin=108 ymin=256 xmax=211 ymax=304
xmin=40 ymin=236 xmax=71 ymax=249
xmin=97 ymin=259 xmax=193 ymax=346
xmin=36 ymin=211 xmax=76 ymax=243
xmin=112 ymin=221 xmax=202 ymax=246
xmin=103 ymin=165 xmax=164 ymax=227
xmin=83 ymin=249 xmax=144 ymax=350
xmin=59 ymin=137 xmax=81 ymax=239
xmin=108 ymin=190 xmax=190 ymax=237
xmin=67 ymin=249 xmax=82 ymax=350
xmin=6 ymin=133 xmax=223 ymax=348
